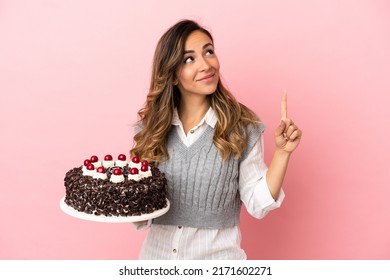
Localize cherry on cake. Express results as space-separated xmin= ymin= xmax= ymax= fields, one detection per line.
xmin=102 ymin=154 xmax=115 ymax=168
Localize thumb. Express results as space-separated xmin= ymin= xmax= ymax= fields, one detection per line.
xmin=275 ymin=120 xmax=286 ymax=137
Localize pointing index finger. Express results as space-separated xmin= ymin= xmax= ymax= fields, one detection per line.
xmin=281 ymin=90 xmax=287 ymax=120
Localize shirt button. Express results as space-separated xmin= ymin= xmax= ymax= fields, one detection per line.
xmin=190 ymin=130 xmax=195 ymax=134
xmin=172 ymin=249 xmax=177 ymax=253
xmin=178 ymin=226 xmax=182 ymax=229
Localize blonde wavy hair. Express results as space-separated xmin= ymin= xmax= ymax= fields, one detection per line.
xmin=131 ymin=20 xmax=259 ymax=164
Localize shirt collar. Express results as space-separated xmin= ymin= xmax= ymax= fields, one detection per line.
xmin=172 ymin=106 xmax=217 ymax=128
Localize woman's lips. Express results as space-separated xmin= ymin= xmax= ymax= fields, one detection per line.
xmin=197 ymin=73 xmax=215 ymax=82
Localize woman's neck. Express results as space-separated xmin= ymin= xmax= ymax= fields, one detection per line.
xmin=178 ymin=96 xmax=210 ymax=135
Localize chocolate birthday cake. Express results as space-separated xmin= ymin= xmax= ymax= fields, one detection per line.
xmin=63 ymin=154 xmax=167 ymax=217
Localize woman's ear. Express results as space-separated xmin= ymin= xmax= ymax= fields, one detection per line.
xmin=172 ymin=77 xmax=178 ymax=85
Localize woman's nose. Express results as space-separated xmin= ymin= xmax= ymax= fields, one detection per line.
xmin=198 ymin=56 xmax=211 ymax=71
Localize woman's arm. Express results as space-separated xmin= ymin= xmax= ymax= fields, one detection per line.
xmin=266 ymin=93 xmax=302 ymax=199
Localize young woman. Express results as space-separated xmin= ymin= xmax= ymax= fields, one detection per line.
xmin=131 ymin=19 xmax=302 ymax=259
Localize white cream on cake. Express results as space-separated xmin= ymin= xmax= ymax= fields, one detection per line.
xmin=82 ymin=168 xmax=95 ymax=177
xmin=89 ymin=155 xmax=102 ymax=168
xmin=110 ymin=174 xmax=125 ymax=183
xmin=127 ymin=173 xmax=142 ymax=181
xmin=128 ymin=161 xmax=142 ymax=169
xmin=127 ymin=166 xmax=152 ymax=181
xmin=103 ymin=160 xmax=115 ymax=168
xmin=110 ymin=167 xmax=125 ymax=183
xmin=94 ymin=166 xmax=108 ymax=180
xmin=140 ymin=159 xmax=152 ymax=179
xmin=115 ymin=154 xmax=128 ymax=167
xmin=115 ymin=160 xmax=127 ymax=167
xmin=102 ymin=155 xmax=115 ymax=168
xmin=91 ymin=161 xmax=102 ymax=168
xmin=140 ymin=168 xmax=152 ymax=179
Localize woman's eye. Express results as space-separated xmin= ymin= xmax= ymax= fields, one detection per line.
xmin=206 ymin=49 xmax=214 ymax=55
xmin=184 ymin=56 xmax=193 ymax=63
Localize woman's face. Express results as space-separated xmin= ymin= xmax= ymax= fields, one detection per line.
xmin=175 ymin=30 xmax=220 ymax=98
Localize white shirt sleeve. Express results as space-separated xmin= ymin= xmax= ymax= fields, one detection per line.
xmin=132 ymin=220 xmax=152 ymax=231
xmin=239 ymin=133 xmax=285 ymax=219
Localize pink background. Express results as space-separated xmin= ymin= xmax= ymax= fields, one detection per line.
xmin=1 ymin=0 xmax=389 ymax=260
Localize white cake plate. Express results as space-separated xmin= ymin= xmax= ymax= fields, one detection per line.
xmin=60 ymin=196 xmax=170 ymax=223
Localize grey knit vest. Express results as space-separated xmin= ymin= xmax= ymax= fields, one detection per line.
xmin=153 ymin=123 xmax=264 ymax=229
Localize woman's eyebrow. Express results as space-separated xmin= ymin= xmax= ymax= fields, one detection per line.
xmin=183 ymin=42 xmax=214 ymax=54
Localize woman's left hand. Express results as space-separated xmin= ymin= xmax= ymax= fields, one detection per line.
xmin=274 ymin=93 xmax=302 ymax=153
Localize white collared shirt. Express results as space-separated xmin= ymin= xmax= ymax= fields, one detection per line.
xmin=135 ymin=107 xmax=284 ymax=259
